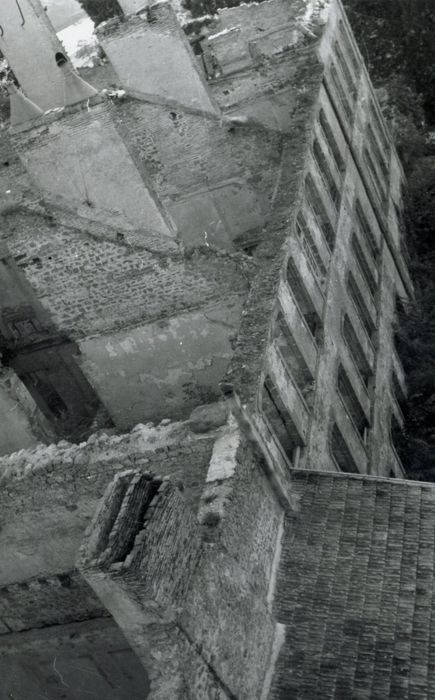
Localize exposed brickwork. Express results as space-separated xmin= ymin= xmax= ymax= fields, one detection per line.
xmin=0 ymin=423 xmax=215 ymax=506
xmin=223 ymin=42 xmax=324 ymax=407
xmin=0 ymin=418 xmax=218 ymax=590
xmin=0 ymin=618 xmax=150 ymax=700
xmin=79 ymin=457 xmax=278 ymax=700
xmin=79 ymin=472 xmax=230 ymax=699
xmin=271 ymin=471 xmax=435 ymax=700
xmin=202 ymin=0 xmax=324 ymax=109
xmin=200 ymin=435 xmax=283 ymax=599
xmin=0 ymin=0 xmax=68 ymax=111
xmin=1 ymin=206 xmax=249 ymax=339
xmin=0 ymin=137 xmax=37 ymax=211
xmin=0 ymin=571 xmax=106 ymax=634
xmin=0 ymin=0 xmax=418 ymax=698
xmin=112 ymin=96 xmax=282 ymax=248
xmin=97 ymin=4 xmax=218 ymax=116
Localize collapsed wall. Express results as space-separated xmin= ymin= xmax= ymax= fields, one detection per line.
xmin=0 ymin=406 xmax=226 ymax=593
xmin=0 ymin=399 xmax=288 ymax=698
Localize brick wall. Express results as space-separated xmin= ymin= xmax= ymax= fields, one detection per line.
xmin=0 ymin=571 xmax=106 ymax=634
xmin=97 ymin=4 xmax=217 ymax=115
xmin=200 ymin=433 xmax=283 ymax=599
xmin=112 ymin=95 xmax=282 ymax=250
xmin=202 ymin=0 xmax=322 ymax=111
xmin=0 ymin=417 xmax=218 ymax=588
xmin=0 ymin=137 xmax=37 ymax=211
xmin=12 ymin=100 xmax=172 ymax=236
xmin=223 ymin=43 xmax=324 ymax=407
xmin=79 ymin=441 xmax=282 ymax=699
xmin=0 ymin=618 xmax=150 ymax=700
xmin=1 ymin=206 xmax=249 ymax=339
xmin=0 ymin=0 xmax=67 ymax=110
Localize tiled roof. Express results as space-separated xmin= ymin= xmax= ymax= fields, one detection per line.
xmin=270 ymin=470 xmax=435 ymax=700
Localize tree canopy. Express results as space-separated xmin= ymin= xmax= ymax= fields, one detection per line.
xmin=344 ymin=0 xmax=435 ymax=478
xmin=77 ymin=0 xmax=122 ymax=25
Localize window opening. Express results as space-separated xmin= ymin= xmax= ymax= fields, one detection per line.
xmin=390 ymin=411 xmax=404 ymax=457
xmin=337 ymin=363 xmax=370 ymax=441
xmin=367 ymin=123 xmax=389 ymax=181
xmin=347 ymin=271 xmax=376 ymax=340
xmin=363 ymin=146 xmax=387 ymax=202
xmin=262 ymin=377 xmax=304 ymax=463
xmin=312 ymin=138 xmax=341 ymax=209
xmin=55 ymin=52 xmax=68 ymax=66
xmin=305 ymin=174 xmax=335 ymax=248
xmin=391 ymin=367 xmax=406 ymax=416
xmin=351 ymin=233 xmax=378 ymax=298
xmin=328 ymin=65 xmax=353 ymax=123
xmin=334 ymin=41 xmax=357 ymax=100
xmin=27 ymin=370 xmax=69 ymax=420
xmin=342 ymin=314 xmax=372 ymax=389
xmin=296 ymin=211 xmax=327 ymax=284
xmin=331 ymin=422 xmax=359 ymax=473
xmin=369 ymin=102 xmax=390 ymax=155
xmin=273 ymin=311 xmax=315 ymax=407
xmin=287 ymin=256 xmax=323 ymax=341
xmin=355 ymin=200 xmax=380 ymax=260
xmin=392 ymin=294 xmax=408 ymax=354
xmin=318 ymin=109 xmax=346 ymax=174
xmin=338 ymin=20 xmax=360 ymax=76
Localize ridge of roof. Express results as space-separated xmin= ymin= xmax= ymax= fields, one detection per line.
xmin=290 ymin=468 xmax=434 ymax=489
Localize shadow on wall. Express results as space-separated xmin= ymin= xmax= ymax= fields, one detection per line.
xmin=0 ymin=234 xmax=112 ymax=443
xmin=0 ymin=617 xmax=150 ymax=700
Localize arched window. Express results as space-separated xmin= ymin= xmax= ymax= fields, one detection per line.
xmin=55 ymin=52 xmax=68 ymax=67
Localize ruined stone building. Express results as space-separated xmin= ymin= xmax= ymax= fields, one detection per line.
xmin=1 ymin=1 xmax=433 ymax=699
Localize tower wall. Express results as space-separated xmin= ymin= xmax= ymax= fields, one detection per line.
xmin=12 ymin=100 xmax=174 ymax=237
xmin=97 ymin=3 xmax=217 ymax=115
xmin=78 ymin=431 xmax=283 ymax=699
xmin=0 ymin=0 xmax=69 ymax=110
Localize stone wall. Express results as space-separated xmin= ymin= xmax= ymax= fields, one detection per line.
xmin=79 ymin=430 xmax=284 ymax=699
xmin=0 ymin=414 xmax=221 ymax=588
xmin=0 ymin=407 xmax=286 ymax=697
xmin=77 ymin=300 xmax=244 ymax=427
xmin=12 ymin=100 xmax=173 ymax=236
xmin=0 ymin=0 xmax=67 ymax=110
xmin=113 ymin=96 xmax=282 ymax=251
xmin=97 ymin=3 xmax=217 ymax=114
xmin=223 ymin=42 xmax=323 ymax=406
xmin=0 ymin=201 xmax=249 ymax=428
xmin=0 ymin=618 xmax=150 ymax=700
xmin=1 ymin=206 xmax=249 ymax=339
xmin=0 ymin=571 xmax=106 ymax=634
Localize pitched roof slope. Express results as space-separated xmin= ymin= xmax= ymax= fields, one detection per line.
xmin=270 ymin=470 xmax=435 ymax=700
